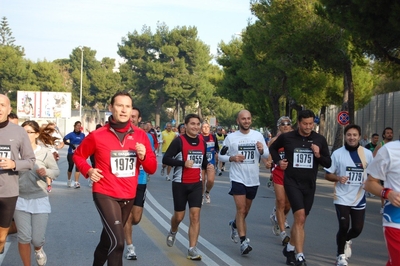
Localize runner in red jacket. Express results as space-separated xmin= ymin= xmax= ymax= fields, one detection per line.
xmin=73 ymin=91 xmax=157 ymax=266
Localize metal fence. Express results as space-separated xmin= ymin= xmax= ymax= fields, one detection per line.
xmin=325 ymin=91 xmax=400 ymax=146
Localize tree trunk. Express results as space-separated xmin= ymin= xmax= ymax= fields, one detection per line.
xmin=197 ymin=100 xmax=203 ymax=121
xmin=319 ymin=106 xmax=326 ymax=136
xmin=155 ymin=96 xmax=165 ymax=127
xmin=344 ymin=59 xmax=355 ymax=123
xmin=331 ymin=60 xmax=353 ymax=153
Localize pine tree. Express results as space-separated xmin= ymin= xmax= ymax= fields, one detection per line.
xmin=0 ymin=17 xmax=16 ymax=46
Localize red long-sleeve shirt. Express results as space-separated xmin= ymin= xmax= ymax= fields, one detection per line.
xmin=73 ymin=124 xmax=157 ymax=199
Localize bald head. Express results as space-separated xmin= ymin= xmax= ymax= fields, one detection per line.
xmin=237 ymin=109 xmax=252 ymax=133
xmin=0 ymin=94 xmax=12 ymax=123
xmin=237 ymin=110 xmax=251 ymax=119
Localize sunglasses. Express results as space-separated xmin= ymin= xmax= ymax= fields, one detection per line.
xmin=280 ymin=122 xmax=291 ymax=126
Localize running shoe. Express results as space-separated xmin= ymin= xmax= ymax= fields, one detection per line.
xmin=344 ymin=240 xmax=352 ymax=259
xmin=295 ymin=255 xmax=307 ymax=266
xmin=161 ymin=167 xmax=165 ymax=176
xmin=218 ymin=171 xmax=222 ymax=176
xmin=74 ymin=182 xmax=80 ymax=189
xmin=281 ymin=231 xmax=290 ymax=246
xmin=285 ymin=220 xmax=290 ymax=229
xmin=166 ymin=231 xmax=176 ymax=247
xmin=67 ymin=179 xmax=72 ymax=187
xmin=166 ymin=176 xmax=171 ymax=181
xmin=203 ymin=193 xmax=211 ymax=204
xmin=47 ymin=185 xmax=52 ymax=193
xmin=125 ymin=245 xmax=137 ymax=260
xmin=35 ymin=247 xmax=47 ymax=266
xmin=228 ymin=220 xmax=239 ymax=243
xmin=283 ymin=246 xmax=296 ymax=265
xmin=270 ymin=214 xmax=280 ymax=236
xmin=187 ymin=247 xmax=202 ymax=260
xmin=336 ymin=254 xmax=348 ymax=266
xmin=240 ymin=238 xmax=252 ymax=255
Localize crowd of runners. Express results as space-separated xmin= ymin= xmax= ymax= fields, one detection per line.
xmin=0 ymin=91 xmax=398 ymax=266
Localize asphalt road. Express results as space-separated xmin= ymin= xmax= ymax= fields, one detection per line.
xmin=1 ymin=147 xmax=387 ymax=265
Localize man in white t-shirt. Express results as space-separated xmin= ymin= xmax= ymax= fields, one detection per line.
xmin=325 ymin=124 xmax=373 ymax=266
xmin=218 ymin=110 xmax=269 ymax=256
xmin=365 ymin=140 xmax=400 ymax=266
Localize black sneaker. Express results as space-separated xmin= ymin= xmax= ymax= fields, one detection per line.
xmin=295 ymin=255 xmax=307 ymax=266
xmin=282 ymin=246 xmax=296 ymax=265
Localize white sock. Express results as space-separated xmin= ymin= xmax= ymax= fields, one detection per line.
xmin=286 ymin=243 xmax=295 ymax=252
xmin=296 ymin=253 xmax=305 ymax=260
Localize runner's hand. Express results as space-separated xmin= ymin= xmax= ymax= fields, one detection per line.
xmin=88 ymin=168 xmax=103 ymax=183
xmin=136 ymin=143 xmax=146 ymax=160
xmin=185 ymin=160 xmax=194 ymax=168
xmin=279 ymin=159 xmax=288 ymax=170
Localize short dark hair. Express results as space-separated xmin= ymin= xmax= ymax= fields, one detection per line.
xmin=184 ymin=114 xmax=201 ymax=124
xmin=8 ymin=112 xmax=18 ymax=119
xmin=132 ymin=107 xmax=141 ymax=118
xmin=74 ymin=121 xmax=81 ymax=126
xmin=371 ymin=133 xmax=379 ymax=138
xmin=382 ymin=127 xmax=393 ymax=138
xmin=110 ymin=91 xmax=133 ymax=106
xmin=297 ymin=110 xmax=315 ymax=122
xmin=344 ymin=124 xmax=361 ymax=136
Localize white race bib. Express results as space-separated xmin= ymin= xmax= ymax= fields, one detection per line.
xmin=187 ymin=150 xmax=203 ymax=168
xmin=345 ymin=165 xmax=364 ymax=186
xmin=293 ymin=148 xmax=313 ymax=168
xmin=0 ymin=145 xmax=11 ymax=159
xmin=110 ymin=150 xmax=137 ymax=178
xmin=238 ymin=144 xmax=256 ymax=164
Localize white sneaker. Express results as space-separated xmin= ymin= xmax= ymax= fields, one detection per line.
xmin=187 ymin=246 xmax=202 ymax=260
xmin=336 ymin=254 xmax=348 ymax=266
xmin=280 ymin=231 xmax=290 ymax=246
xmin=166 ymin=231 xmax=177 ymax=247
xmin=285 ymin=220 xmax=290 ymax=229
xmin=203 ymin=193 xmax=211 ymax=204
xmin=67 ymin=179 xmax=72 ymax=187
xmin=35 ymin=247 xmax=47 ymax=266
xmin=240 ymin=238 xmax=252 ymax=255
xmin=344 ymin=240 xmax=352 ymax=259
xmin=166 ymin=176 xmax=171 ymax=181
xmin=125 ymin=245 xmax=137 ymax=260
xmin=74 ymin=182 xmax=80 ymax=189
xmin=270 ymin=214 xmax=280 ymax=236
xmin=229 ymin=220 xmax=239 ymax=243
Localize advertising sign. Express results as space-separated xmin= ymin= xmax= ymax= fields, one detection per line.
xmin=17 ymin=91 xmax=72 ymax=118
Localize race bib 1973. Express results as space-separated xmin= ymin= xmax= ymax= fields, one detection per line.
xmin=110 ymin=150 xmax=137 ymax=178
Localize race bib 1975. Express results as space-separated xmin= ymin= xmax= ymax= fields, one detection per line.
xmin=293 ymin=148 xmax=313 ymax=168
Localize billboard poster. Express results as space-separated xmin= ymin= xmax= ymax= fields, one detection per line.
xmin=17 ymin=91 xmax=72 ymax=118
xmin=17 ymin=91 xmax=36 ymax=118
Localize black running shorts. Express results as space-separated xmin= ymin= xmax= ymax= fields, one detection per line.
xmin=285 ymin=184 xmax=316 ymax=215
xmin=172 ymin=181 xmax=202 ymax=212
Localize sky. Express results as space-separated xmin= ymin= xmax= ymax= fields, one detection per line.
xmin=2 ymin=0 xmax=254 ymax=63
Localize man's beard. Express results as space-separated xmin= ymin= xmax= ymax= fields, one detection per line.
xmin=238 ymin=123 xmax=250 ymax=131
